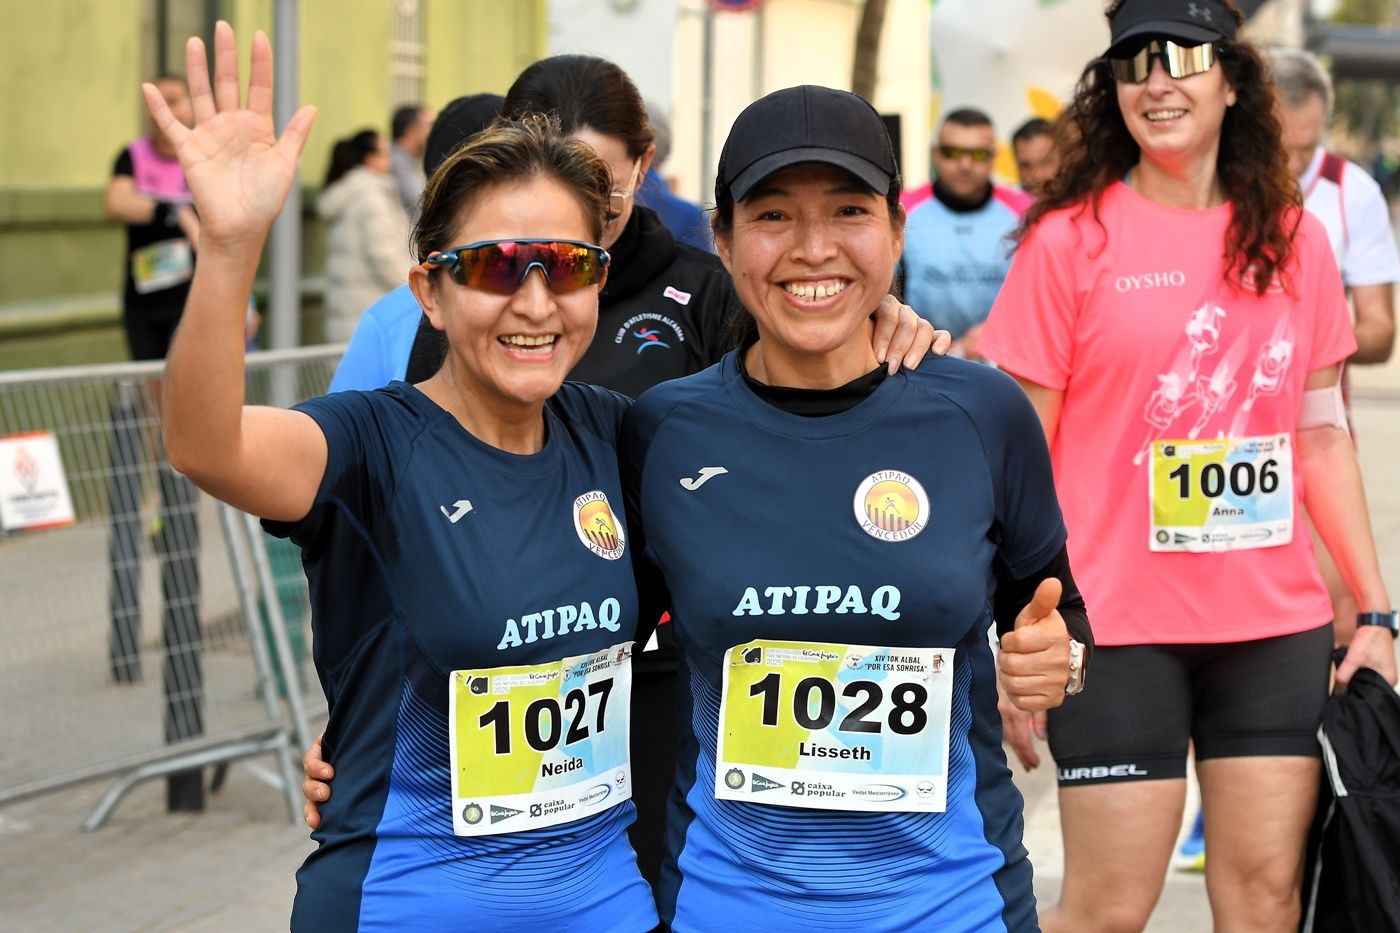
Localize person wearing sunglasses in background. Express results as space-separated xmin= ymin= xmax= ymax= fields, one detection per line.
xmin=898 ymin=108 xmax=1032 ymax=361
xmin=979 ymin=1 xmax=1398 ymax=930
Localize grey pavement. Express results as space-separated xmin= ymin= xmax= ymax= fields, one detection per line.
xmin=1 ymin=354 xmax=1398 ymax=932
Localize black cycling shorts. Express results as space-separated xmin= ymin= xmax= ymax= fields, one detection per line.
xmin=1047 ymin=623 xmax=1332 ymax=786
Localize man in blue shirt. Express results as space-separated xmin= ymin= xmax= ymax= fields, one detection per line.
xmin=900 ymin=109 xmax=1031 ymax=360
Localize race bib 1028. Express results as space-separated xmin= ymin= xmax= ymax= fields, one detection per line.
xmin=447 ymin=642 xmax=632 ymax=836
xmin=715 ymin=639 xmax=953 ymax=813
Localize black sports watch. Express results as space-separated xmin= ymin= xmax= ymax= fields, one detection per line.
xmin=1357 ymin=611 xmax=1399 ymax=639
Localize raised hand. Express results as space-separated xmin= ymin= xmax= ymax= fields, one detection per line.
xmin=142 ymin=21 xmax=315 ymax=247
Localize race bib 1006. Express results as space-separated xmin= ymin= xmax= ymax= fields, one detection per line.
xmin=1149 ymin=434 xmax=1293 ymax=553
xmin=447 ymin=643 xmax=633 ymax=836
xmin=715 ymin=639 xmax=953 ymax=813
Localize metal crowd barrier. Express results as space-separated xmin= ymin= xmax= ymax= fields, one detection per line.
xmin=0 ymin=346 xmax=340 ymax=829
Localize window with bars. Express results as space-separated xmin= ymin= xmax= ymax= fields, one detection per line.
xmin=390 ymin=0 xmax=426 ymax=107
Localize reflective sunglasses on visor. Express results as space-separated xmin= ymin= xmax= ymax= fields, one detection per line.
xmin=1108 ymin=40 xmax=1217 ymax=83
xmin=422 ymin=239 xmax=610 ymax=295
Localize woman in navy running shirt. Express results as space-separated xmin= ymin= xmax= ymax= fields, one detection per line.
xmin=617 ymin=87 xmax=1093 ymax=931
xmin=151 ymin=25 xmax=657 ymax=932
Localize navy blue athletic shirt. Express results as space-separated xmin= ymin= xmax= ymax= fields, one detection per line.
xmin=621 ymin=350 xmax=1066 ymax=931
xmin=266 ymin=382 xmax=657 ymax=932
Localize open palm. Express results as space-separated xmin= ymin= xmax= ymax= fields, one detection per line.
xmin=143 ymin=22 xmax=315 ymax=245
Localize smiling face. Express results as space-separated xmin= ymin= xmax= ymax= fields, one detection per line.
xmin=714 ymin=163 xmax=904 ymax=388
xmin=1115 ymin=43 xmax=1237 ymax=175
xmin=410 ymin=175 xmax=602 ymax=421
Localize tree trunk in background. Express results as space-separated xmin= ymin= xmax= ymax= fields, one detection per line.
xmin=851 ymin=0 xmax=890 ymax=102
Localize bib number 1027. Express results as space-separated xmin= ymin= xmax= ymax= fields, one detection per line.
xmin=478 ymin=678 xmax=614 ymax=755
xmin=749 ymin=672 xmax=928 ymax=735
xmin=1167 ymin=458 xmax=1279 ymax=499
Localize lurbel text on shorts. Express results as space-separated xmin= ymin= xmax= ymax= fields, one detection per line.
xmin=497 ymin=597 xmax=623 ymax=650
xmin=1057 ymin=764 xmax=1150 ymax=780
xmin=542 ymin=756 xmax=584 ymax=778
xmin=731 ymin=584 xmax=901 ymax=620
xmin=1114 ymin=271 xmax=1186 ymax=292
xmin=800 ymin=741 xmax=872 ymax=761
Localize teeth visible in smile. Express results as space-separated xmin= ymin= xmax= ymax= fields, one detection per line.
xmin=501 ymin=334 xmax=556 ymax=349
xmin=784 ymin=279 xmax=847 ymax=300
xmin=1147 ymin=110 xmax=1186 ymax=121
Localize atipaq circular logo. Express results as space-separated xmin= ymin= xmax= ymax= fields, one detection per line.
xmin=573 ymin=490 xmax=626 ymax=560
xmin=853 ymin=470 xmax=929 ymax=542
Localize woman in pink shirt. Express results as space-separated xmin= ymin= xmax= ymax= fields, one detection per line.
xmin=980 ymin=0 xmax=1396 ymax=929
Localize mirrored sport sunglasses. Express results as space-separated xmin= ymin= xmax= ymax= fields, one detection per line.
xmin=1108 ymin=39 xmax=1217 ymax=83
xmin=938 ymin=145 xmax=995 ymax=163
xmin=422 ymin=239 xmax=610 ymax=295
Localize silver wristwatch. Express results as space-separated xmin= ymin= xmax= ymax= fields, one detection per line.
xmin=1066 ymin=639 xmax=1086 ymax=696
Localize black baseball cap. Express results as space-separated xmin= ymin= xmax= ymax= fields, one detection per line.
xmin=1108 ymin=0 xmax=1236 ymax=53
xmin=717 ymin=85 xmax=897 ymax=204
xmin=423 ymin=93 xmax=505 ymax=176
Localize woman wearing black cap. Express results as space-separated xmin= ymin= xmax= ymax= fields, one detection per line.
xmin=620 ymin=84 xmax=1091 ymax=931
xmin=980 ymin=0 xmax=1396 ymax=928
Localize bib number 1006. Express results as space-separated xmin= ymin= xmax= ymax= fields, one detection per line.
xmin=750 ymin=673 xmax=928 ymax=735
xmin=478 ymin=678 xmax=614 ymax=755
xmin=1167 ymin=459 xmax=1279 ymax=499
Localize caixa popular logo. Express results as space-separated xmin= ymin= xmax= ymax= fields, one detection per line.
xmin=573 ymin=490 xmax=626 ymax=560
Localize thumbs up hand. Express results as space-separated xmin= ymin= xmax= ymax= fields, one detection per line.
xmin=997 ymin=578 xmax=1072 ymax=714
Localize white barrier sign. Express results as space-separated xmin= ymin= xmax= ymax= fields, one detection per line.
xmin=0 ymin=432 xmax=76 ymax=532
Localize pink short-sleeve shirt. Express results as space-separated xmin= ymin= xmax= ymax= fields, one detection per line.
xmin=980 ymin=182 xmax=1356 ymax=646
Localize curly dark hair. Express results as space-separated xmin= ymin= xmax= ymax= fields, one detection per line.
xmin=1018 ymin=0 xmax=1300 ymax=296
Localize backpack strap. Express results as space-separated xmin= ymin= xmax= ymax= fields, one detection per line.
xmin=1319 ymin=151 xmax=1349 ymax=253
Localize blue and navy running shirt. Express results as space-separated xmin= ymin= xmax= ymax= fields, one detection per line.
xmin=620 ymin=352 xmax=1066 ymax=932
xmin=266 ymin=382 xmax=657 ymax=932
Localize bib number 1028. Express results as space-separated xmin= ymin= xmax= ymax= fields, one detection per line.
xmin=1167 ymin=459 xmax=1279 ymax=499
xmin=749 ymin=672 xmax=928 ymax=736
xmin=478 ymin=678 xmax=614 ymax=755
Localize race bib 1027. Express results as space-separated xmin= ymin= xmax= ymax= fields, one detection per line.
xmin=447 ymin=642 xmax=632 ymax=836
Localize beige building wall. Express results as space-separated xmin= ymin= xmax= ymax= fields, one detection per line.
xmin=2 ymin=0 xmax=148 ymax=188
xmin=670 ymin=0 xmax=930 ymax=207
xmin=0 ymin=0 xmax=545 ymax=337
